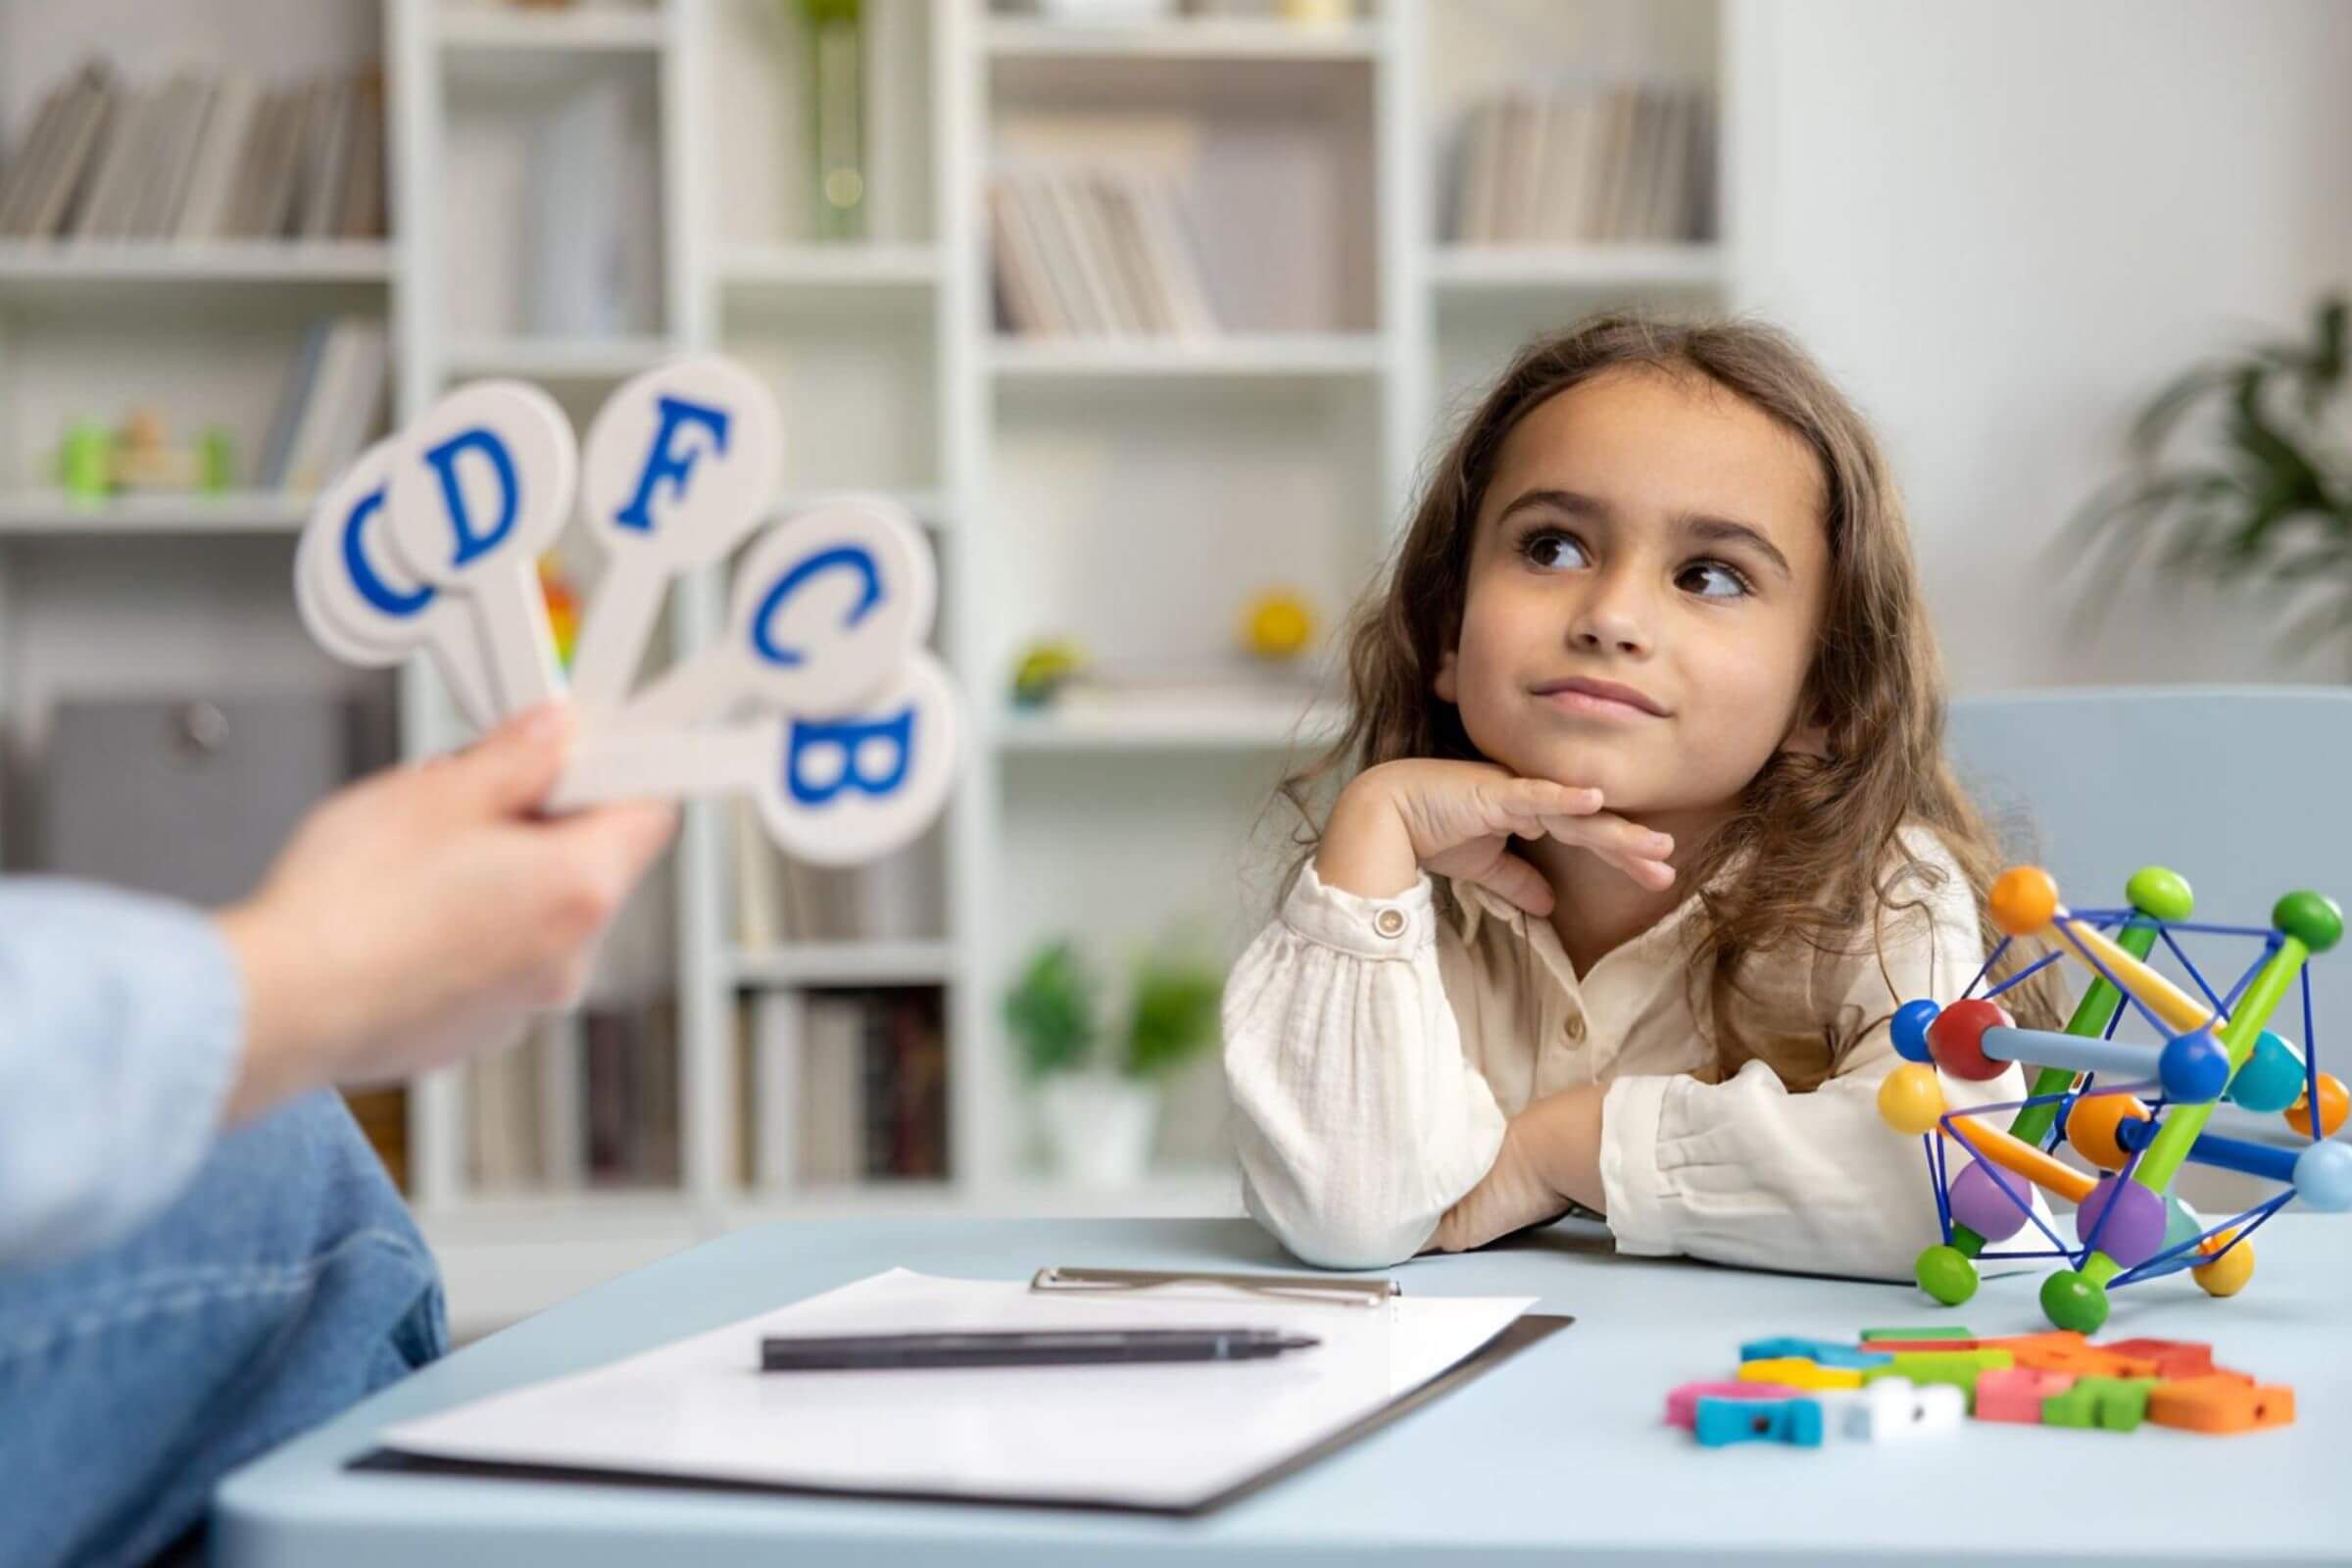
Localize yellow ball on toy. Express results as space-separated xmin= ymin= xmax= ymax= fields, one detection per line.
xmin=1878 ymin=1062 xmax=1946 ymax=1137
xmin=2193 ymin=1230 xmax=2255 ymax=1298
xmin=1242 ymin=590 xmax=1316 ymax=662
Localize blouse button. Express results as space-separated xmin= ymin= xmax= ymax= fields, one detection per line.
xmin=1564 ymin=1011 xmax=1588 ymax=1042
xmin=1373 ymin=906 xmax=1407 ymax=939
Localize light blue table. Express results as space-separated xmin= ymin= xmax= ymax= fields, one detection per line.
xmin=218 ymin=1214 xmax=2346 ymax=1565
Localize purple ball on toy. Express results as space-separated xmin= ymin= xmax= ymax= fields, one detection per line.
xmin=2075 ymin=1173 xmax=2167 ymax=1268
xmin=1949 ymin=1158 xmax=2034 ymax=1241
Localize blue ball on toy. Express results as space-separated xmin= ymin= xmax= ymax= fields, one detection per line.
xmin=2294 ymin=1140 xmax=2352 ymax=1212
xmin=2226 ymin=1030 xmax=2305 ymax=1114
xmin=1891 ymin=999 xmax=1939 ymax=1064
xmin=2159 ymin=1029 xmax=2231 ymax=1103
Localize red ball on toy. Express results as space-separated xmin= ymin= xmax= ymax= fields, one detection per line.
xmin=1925 ymin=998 xmax=2014 ymax=1082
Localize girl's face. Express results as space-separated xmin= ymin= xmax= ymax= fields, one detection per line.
xmin=1435 ymin=367 xmax=1832 ymax=824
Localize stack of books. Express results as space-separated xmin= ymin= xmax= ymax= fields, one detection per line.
xmin=258 ymin=317 xmax=390 ymax=493
xmin=1446 ymin=80 xmax=1715 ymax=247
xmin=988 ymin=166 xmax=1223 ymax=337
xmin=745 ymin=987 xmax=951 ymax=1189
xmin=0 ymin=59 xmax=387 ymax=243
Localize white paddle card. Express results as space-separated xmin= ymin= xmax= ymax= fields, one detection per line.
xmin=293 ymin=360 xmax=961 ymax=864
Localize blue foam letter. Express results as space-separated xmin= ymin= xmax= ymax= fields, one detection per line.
xmin=749 ymin=545 xmax=884 ymax=668
xmin=421 ymin=426 xmax=519 ymax=567
xmin=785 ymin=707 xmax=915 ymax=807
xmin=612 ymin=395 xmax=731 ymax=536
xmin=340 ymin=487 xmax=434 ymax=616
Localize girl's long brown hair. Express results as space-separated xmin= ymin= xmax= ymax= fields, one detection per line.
xmin=1277 ymin=311 xmax=2057 ymax=1088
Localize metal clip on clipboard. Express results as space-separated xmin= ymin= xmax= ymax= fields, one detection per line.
xmin=1030 ymin=1267 xmax=1399 ymax=1307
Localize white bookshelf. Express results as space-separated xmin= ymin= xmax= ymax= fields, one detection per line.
xmin=0 ymin=0 xmax=1740 ymax=1337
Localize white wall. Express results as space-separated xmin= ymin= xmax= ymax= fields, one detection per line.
xmin=1734 ymin=0 xmax=2352 ymax=693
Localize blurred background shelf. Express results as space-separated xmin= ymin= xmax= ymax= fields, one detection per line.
xmin=729 ymin=940 xmax=958 ymax=989
xmin=987 ymin=333 xmax=1387 ymax=380
xmin=437 ymin=5 xmax=665 ymax=54
xmin=442 ymin=334 xmax=677 ymax=381
xmin=984 ymin=17 xmax=1381 ymax=62
xmin=0 ymin=490 xmax=311 ymax=536
xmin=0 ymin=239 xmax=395 ymax=287
xmin=1428 ymin=243 xmax=1729 ymax=293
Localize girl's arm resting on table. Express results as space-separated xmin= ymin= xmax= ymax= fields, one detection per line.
xmin=0 ymin=880 xmax=245 ymax=1267
xmin=1593 ymin=1043 xmax=2014 ymax=1282
xmin=1223 ymin=862 xmax=1506 ymax=1270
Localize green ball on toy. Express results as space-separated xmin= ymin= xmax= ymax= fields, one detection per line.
xmin=2040 ymin=1269 xmax=2110 ymax=1334
xmin=1914 ymin=1245 xmax=1978 ymax=1305
xmin=2126 ymin=864 xmax=2194 ymax=923
xmin=2275 ymin=890 xmax=2344 ymax=954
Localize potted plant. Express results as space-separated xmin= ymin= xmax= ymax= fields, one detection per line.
xmin=2064 ymin=295 xmax=2352 ymax=666
xmin=1004 ymin=934 xmax=1224 ymax=1188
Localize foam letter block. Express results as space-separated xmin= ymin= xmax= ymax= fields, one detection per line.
xmin=1860 ymin=1348 xmax=2014 ymax=1406
xmin=1739 ymin=1357 xmax=1862 ymax=1392
xmin=2098 ymin=1337 xmax=2212 ymax=1380
xmin=2146 ymin=1375 xmax=2296 ymax=1435
xmin=2009 ymin=1341 xmax=2160 ymax=1380
xmin=1666 ymin=1381 xmax=1801 ymax=1432
xmin=1860 ymin=1325 xmax=1973 ymax=1343
xmin=1973 ymin=1367 xmax=2079 ymax=1424
xmin=2041 ymin=1376 xmax=2159 ymax=1433
xmin=1692 ymin=1396 xmax=1825 ymax=1448
xmin=1738 ymin=1337 xmax=1892 ymax=1369
xmin=1840 ymin=1377 xmax=1966 ymax=1441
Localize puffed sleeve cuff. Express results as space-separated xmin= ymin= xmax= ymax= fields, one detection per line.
xmin=1279 ymin=861 xmax=1439 ymax=962
xmin=0 ymin=879 xmax=246 ymax=1264
xmin=1597 ymin=1071 xmax=1676 ymax=1257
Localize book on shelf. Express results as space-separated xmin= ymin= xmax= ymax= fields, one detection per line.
xmin=1446 ymin=79 xmax=1716 ymax=247
xmin=343 ymin=1085 xmax=411 ymax=1194
xmin=582 ymin=998 xmax=682 ymax=1189
xmin=0 ymin=57 xmax=388 ymax=244
xmin=731 ymin=798 xmax=943 ymax=947
xmin=989 ymin=165 xmax=1222 ymax=338
xmin=463 ymin=1000 xmax=678 ymax=1193
xmin=748 ymin=986 xmax=950 ymax=1191
xmin=259 ymin=317 xmax=389 ymax=494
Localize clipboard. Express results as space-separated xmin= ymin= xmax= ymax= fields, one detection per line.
xmin=351 ymin=1312 xmax=1571 ymax=1518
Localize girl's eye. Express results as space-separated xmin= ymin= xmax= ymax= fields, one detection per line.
xmin=1519 ymin=528 xmax=1590 ymax=571
xmin=1678 ymin=560 xmax=1752 ymax=600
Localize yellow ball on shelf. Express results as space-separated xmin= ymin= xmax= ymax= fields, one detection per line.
xmin=1242 ymin=590 xmax=1316 ymax=662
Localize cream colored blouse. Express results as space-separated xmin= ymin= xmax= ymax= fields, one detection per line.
xmin=1221 ymin=826 xmax=2029 ymax=1277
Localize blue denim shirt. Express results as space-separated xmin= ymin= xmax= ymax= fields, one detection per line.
xmin=0 ymin=879 xmax=244 ymax=1265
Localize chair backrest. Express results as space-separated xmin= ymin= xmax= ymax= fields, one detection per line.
xmin=1948 ymin=685 xmax=2352 ymax=1049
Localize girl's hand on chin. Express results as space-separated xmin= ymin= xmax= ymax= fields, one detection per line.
xmin=1366 ymin=758 xmax=1676 ymax=914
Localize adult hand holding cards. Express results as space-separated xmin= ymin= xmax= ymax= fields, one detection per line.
xmin=295 ymin=357 xmax=959 ymax=866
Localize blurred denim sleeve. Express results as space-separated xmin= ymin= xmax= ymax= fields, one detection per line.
xmin=0 ymin=878 xmax=245 ymax=1267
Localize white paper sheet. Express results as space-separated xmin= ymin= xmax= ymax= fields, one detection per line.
xmin=380 ymin=1269 xmax=1538 ymax=1511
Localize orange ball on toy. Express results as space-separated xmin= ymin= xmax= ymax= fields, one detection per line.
xmin=2286 ymin=1072 xmax=2348 ymax=1138
xmin=1988 ymin=866 xmax=2059 ymax=936
xmin=2063 ymin=1091 xmax=2150 ymax=1171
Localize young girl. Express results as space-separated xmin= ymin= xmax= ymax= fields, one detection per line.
xmin=1223 ymin=312 xmax=2054 ymax=1279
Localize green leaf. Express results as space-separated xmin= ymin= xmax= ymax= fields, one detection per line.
xmin=1122 ymin=950 xmax=1224 ymax=1081
xmin=1004 ymin=942 xmax=1098 ymax=1081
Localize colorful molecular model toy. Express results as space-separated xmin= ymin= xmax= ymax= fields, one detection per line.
xmin=1669 ymin=1326 xmax=2294 ymax=1448
xmin=1876 ymin=865 xmax=2349 ymax=1333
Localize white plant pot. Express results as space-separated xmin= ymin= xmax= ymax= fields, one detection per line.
xmin=1038 ymin=1073 xmax=1160 ymax=1189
